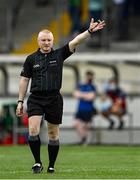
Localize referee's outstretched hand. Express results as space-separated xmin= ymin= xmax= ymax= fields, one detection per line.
xmin=89 ymin=18 xmax=105 ymax=33
xmin=16 ymin=103 xmax=23 ymax=117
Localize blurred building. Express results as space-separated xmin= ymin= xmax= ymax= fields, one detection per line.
xmin=0 ymin=0 xmax=140 ymax=145
xmin=0 ymin=0 xmax=140 ymax=53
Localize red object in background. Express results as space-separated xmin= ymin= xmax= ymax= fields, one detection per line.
xmin=22 ymin=113 xmax=28 ymax=127
xmin=1 ymin=134 xmax=27 ymax=145
xmin=0 ymin=112 xmax=28 ymax=145
xmin=1 ymin=133 xmax=13 ymax=145
xmin=107 ymin=90 xmax=126 ymax=111
xmin=18 ymin=135 xmax=27 ymax=144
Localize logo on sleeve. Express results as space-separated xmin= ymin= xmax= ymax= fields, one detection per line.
xmin=33 ymin=64 xmax=40 ymax=68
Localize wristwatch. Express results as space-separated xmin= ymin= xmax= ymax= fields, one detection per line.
xmin=17 ymin=100 xmax=24 ymax=104
xmin=88 ymin=29 xmax=92 ymax=34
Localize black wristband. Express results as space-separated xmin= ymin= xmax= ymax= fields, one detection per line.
xmin=88 ymin=29 xmax=93 ymax=34
xmin=17 ymin=100 xmax=24 ymax=104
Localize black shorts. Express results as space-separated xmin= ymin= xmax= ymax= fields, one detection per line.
xmin=27 ymin=92 xmax=63 ymax=124
xmin=75 ymin=111 xmax=94 ymax=123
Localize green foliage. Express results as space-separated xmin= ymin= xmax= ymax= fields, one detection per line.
xmin=0 ymin=145 xmax=140 ymax=179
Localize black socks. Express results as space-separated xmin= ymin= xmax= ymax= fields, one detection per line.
xmin=28 ymin=135 xmax=41 ymax=164
xmin=28 ymin=136 xmax=59 ymax=168
xmin=108 ymin=118 xmax=114 ymax=129
xmin=48 ymin=139 xmax=59 ymax=168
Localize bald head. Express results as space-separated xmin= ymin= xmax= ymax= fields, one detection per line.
xmin=38 ymin=29 xmax=54 ymax=40
xmin=37 ymin=29 xmax=54 ymax=53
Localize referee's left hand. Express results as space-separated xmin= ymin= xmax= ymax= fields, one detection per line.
xmin=89 ymin=18 xmax=105 ymax=33
xmin=16 ymin=103 xmax=23 ymax=117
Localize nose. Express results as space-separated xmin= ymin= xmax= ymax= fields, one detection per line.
xmin=45 ymin=41 xmax=49 ymax=45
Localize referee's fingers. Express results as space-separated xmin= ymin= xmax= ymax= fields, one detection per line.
xmin=16 ymin=107 xmax=23 ymax=116
xmin=91 ymin=18 xmax=94 ymax=24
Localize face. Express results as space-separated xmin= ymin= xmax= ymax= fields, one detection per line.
xmin=109 ymin=80 xmax=117 ymax=90
xmin=86 ymin=74 xmax=93 ymax=83
xmin=38 ymin=32 xmax=54 ymax=53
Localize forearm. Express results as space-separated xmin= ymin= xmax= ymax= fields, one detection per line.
xmin=73 ymin=90 xmax=82 ymax=99
xmin=73 ymin=30 xmax=90 ymax=45
xmin=81 ymin=92 xmax=96 ymax=101
xmin=69 ymin=30 xmax=90 ymax=51
xmin=69 ymin=18 xmax=105 ymax=52
xmin=18 ymin=77 xmax=29 ymax=101
xmin=74 ymin=90 xmax=95 ymax=101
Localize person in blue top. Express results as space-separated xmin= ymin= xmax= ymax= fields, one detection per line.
xmin=73 ymin=71 xmax=96 ymax=145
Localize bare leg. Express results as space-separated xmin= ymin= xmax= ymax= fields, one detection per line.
xmin=117 ymin=114 xmax=124 ymax=130
xmin=74 ymin=119 xmax=90 ymax=144
xmin=102 ymin=112 xmax=115 ymax=130
xmin=111 ymin=108 xmax=124 ymax=130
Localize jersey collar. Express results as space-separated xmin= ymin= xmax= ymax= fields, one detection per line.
xmin=37 ymin=48 xmax=54 ymax=55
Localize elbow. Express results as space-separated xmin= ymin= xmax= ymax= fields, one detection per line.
xmin=74 ymin=38 xmax=80 ymax=46
xmin=69 ymin=38 xmax=80 ymax=52
xmin=21 ymin=76 xmax=29 ymax=82
xmin=20 ymin=77 xmax=30 ymax=86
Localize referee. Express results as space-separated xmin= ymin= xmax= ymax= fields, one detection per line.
xmin=16 ymin=18 xmax=105 ymax=174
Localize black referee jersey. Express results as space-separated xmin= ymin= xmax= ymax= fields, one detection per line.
xmin=20 ymin=44 xmax=73 ymax=92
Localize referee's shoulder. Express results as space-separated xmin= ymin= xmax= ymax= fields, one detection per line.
xmin=26 ymin=50 xmax=38 ymax=60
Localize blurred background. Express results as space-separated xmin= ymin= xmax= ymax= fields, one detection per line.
xmin=0 ymin=0 xmax=140 ymax=145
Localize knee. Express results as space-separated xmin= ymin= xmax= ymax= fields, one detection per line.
xmin=48 ymin=126 xmax=59 ymax=140
xmin=73 ymin=120 xmax=80 ymax=128
xmin=29 ymin=126 xmax=40 ymax=136
xmin=73 ymin=122 xmax=77 ymax=128
xmin=102 ymin=112 xmax=109 ymax=118
xmin=48 ymin=129 xmax=59 ymax=140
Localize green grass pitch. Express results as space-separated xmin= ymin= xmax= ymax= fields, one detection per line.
xmin=0 ymin=145 xmax=140 ymax=179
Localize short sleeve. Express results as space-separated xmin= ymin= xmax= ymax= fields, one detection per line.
xmin=20 ymin=56 xmax=32 ymax=78
xmin=58 ymin=43 xmax=74 ymax=61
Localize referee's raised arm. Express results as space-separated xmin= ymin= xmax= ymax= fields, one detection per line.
xmin=69 ymin=18 xmax=105 ymax=52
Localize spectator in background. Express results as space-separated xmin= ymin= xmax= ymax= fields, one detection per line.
xmin=88 ymin=0 xmax=104 ymax=21
xmin=100 ymin=77 xmax=127 ymax=129
xmin=68 ymin=0 xmax=81 ymax=36
xmin=112 ymin=0 xmax=129 ymax=40
xmin=73 ymin=71 xmax=97 ymax=145
xmin=95 ymin=93 xmax=113 ymax=116
xmin=87 ymin=0 xmax=104 ymax=47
